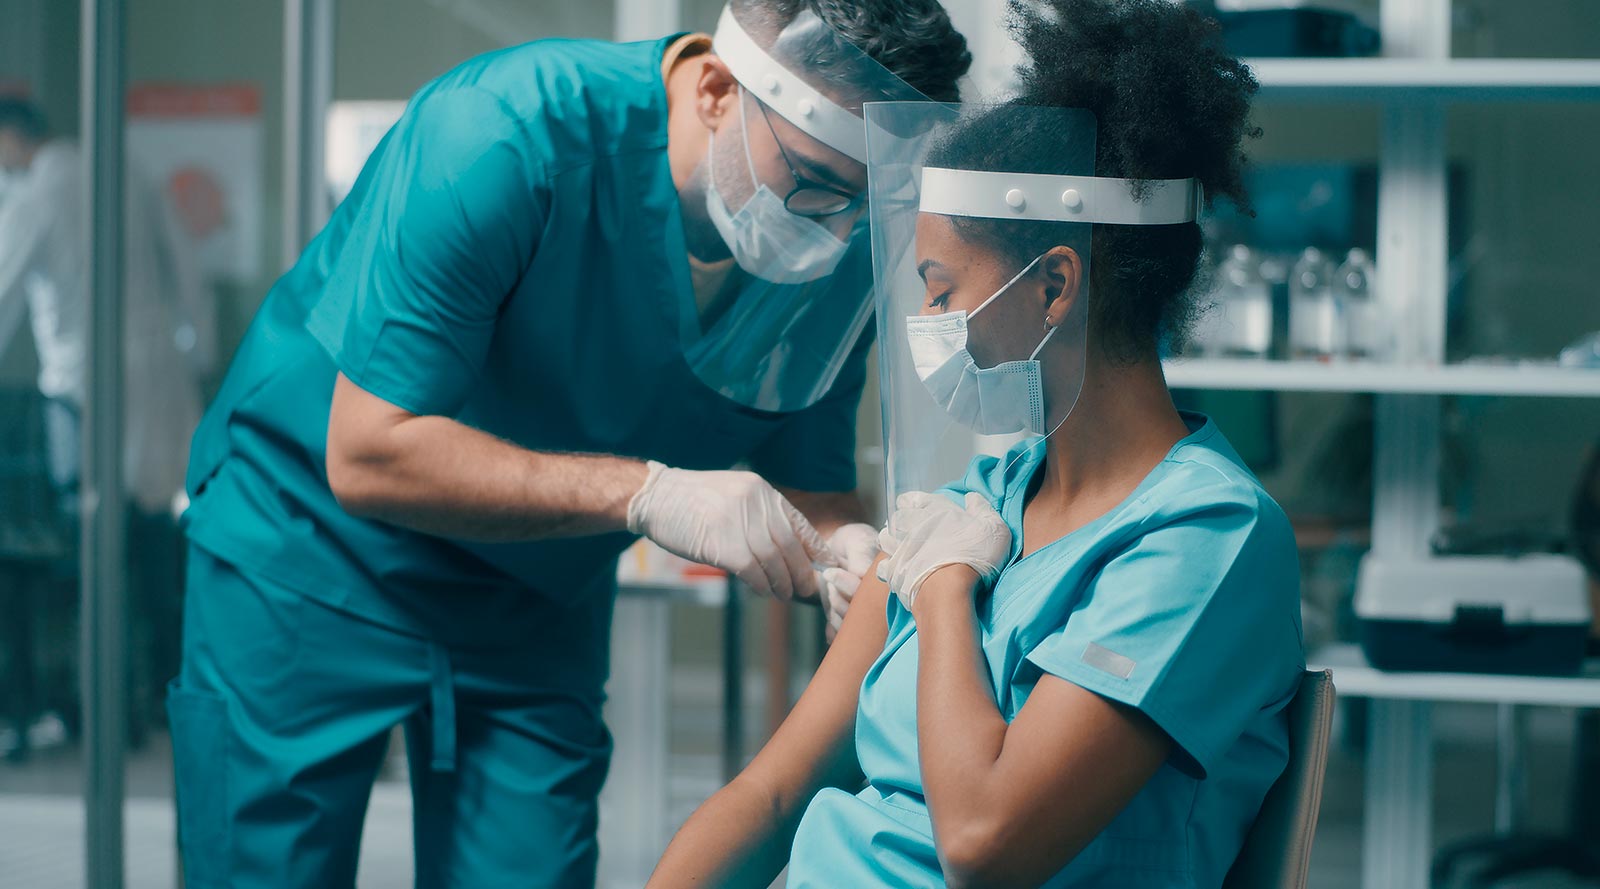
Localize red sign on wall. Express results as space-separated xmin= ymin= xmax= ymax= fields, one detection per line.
xmin=128 ymin=83 xmax=264 ymax=280
xmin=126 ymin=83 xmax=261 ymax=118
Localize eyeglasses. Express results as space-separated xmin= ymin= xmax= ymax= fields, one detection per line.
xmin=754 ymin=99 xmax=860 ymax=218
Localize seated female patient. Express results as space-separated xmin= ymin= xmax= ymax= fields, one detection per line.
xmin=647 ymin=1 xmax=1303 ymax=886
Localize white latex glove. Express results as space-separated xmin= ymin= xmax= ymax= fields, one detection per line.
xmin=875 ymin=491 xmax=1011 ymax=610
xmin=817 ymin=523 xmax=881 ymax=632
xmin=627 ymin=461 xmax=836 ymax=600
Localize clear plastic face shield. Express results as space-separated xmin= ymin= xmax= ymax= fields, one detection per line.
xmin=865 ymin=101 xmax=1201 ymax=498
xmin=681 ymin=1 xmax=929 ymax=413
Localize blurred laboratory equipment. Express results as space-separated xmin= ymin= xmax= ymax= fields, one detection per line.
xmin=1210 ymin=244 xmax=1274 ymax=357
xmin=1334 ymin=247 xmax=1380 ymax=360
xmin=1290 ymin=247 xmax=1341 ymax=359
xmin=1560 ymin=331 xmax=1600 ymax=368
xmin=1356 ymin=553 xmax=1592 ymax=676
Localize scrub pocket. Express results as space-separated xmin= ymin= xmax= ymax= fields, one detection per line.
xmin=167 ymin=680 xmax=229 ymax=888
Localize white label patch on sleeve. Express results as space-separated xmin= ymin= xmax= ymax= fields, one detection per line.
xmin=1082 ymin=642 xmax=1136 ymax=679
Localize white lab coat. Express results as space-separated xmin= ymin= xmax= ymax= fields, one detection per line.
xmin=0 ymin=140 xmax=214 ymax=514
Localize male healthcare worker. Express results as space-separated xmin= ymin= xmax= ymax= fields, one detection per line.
xmin=169 ymin=2 xmax=971 ymax=886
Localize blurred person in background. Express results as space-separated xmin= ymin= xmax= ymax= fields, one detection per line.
xmin=0 ymin=96 xmax=214 ymax=746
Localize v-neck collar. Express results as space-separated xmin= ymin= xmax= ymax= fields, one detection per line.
xmin=1000 ymin=412 xmax=1216 ymax=572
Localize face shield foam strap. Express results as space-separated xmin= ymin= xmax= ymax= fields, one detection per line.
xmin=713 ymin=5 xmax=870 ymax=164
xmin=920 ymin=167 xmax=1203 ymax=226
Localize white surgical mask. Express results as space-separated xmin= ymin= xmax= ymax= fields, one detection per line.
xmin=704 ymin=91 xmax=850 ymax=285
xmin=904 ymin=257 xmax=1057 ymax=436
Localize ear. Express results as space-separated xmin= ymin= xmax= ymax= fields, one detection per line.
xmin=694 ymin=55 xmax=742 ymax=131
xmin=1039 ymin=246 xmax=1084 ymax=329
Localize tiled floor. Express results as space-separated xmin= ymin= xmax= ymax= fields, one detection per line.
xmin=2 ymin=682 xmax=1595 ymax=888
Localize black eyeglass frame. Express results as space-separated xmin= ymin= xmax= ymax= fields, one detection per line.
xmin=752 ymin=98 xmax=861 ymax=219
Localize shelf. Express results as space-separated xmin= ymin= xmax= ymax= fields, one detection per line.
xmin=1249 ymin=58 xmax=1600 ymax=101
xmin=617 ymin=578 xmax=728 ymax=607
xmin=1164 ymin=358 xmax=1600 ymax=396
xmin=1310 ymin=643 xmax=1600 ymax=707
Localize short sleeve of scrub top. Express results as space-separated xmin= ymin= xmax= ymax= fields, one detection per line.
xmin=1024 ymin=480 xmax=1305 ymax=778
xmin=317 ymin=87 xmax=546 ymax=419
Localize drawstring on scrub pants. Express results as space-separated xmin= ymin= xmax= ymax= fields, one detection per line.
xmin=427 ymin=643 xmax=457 ymax=773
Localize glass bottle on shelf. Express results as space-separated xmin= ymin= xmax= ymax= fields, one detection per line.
xmin=1289 ymin=247 xmax=1340 ymax=359
xmin=1335 ymin=248 xmax=1380 ymax=360
xmin=1218 ymin=245 xmax=1273 ymax=358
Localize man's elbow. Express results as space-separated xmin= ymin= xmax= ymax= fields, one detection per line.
xmin=325 ymin=433 xmax=393 ymax=517
xmin=326 ymin=372 xmax=424 ymax=517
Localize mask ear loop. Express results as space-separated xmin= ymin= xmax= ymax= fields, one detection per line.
xmin=967 ymin=255 xmax=1043 ymax=321
xmin=736 ymin=87 xmax=760 ymax=199
xmin=995 ymin=261 xmax=1082 ymax=482
xmin=1027 ymin=325 xmax=1057 ymax=361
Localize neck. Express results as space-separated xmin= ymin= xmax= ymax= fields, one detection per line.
xmin=1035 ymin=349 xmax=1190 ymax=505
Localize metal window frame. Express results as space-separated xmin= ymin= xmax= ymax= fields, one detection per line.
xmin=283 ymin=0 xmax=336 ymax=268
xmin=80 ymin=0 xmax=127 ymax=885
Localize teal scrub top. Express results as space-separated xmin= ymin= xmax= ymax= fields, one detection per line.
xmin=788 ymin=413 xmax=1305 ymax=888
xmin=182 ymin=34 xmax=870 ymax=665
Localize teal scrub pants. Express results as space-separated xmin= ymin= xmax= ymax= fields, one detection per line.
xmin=167 ymin=547 xmax=613 ymax=888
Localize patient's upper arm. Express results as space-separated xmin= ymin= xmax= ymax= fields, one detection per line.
xmin=736 ymin=553 xmax=891 ymax=812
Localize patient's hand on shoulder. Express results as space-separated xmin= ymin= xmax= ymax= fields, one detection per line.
xmin=875 ymin=491 xmax=1011 ymax=609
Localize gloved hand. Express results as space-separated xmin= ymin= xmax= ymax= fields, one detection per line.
xmin=817 ymin=523 xmax=881 ymax=632
xmin=627 ymin=461 xmax=836 ymax=600
xmin=876 ymin=491 xmax=1011 ymax=610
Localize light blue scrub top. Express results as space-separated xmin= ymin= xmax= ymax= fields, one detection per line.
xmin=182 ymin=35 xmax=870 ymax=666
xmin=788 ymin=413 xmax=1305 ymax=888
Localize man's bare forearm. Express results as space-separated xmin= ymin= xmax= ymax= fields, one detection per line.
xmin=780 ymin=488 xmax=872 ymax=539
xmin=329 ymin=408 xmax=649 ymax=542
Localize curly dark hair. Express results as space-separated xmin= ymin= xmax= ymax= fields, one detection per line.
xmin=735 ymin=0 xmax=972 ymax=103
xmin=927 ymin=0 xmax=1260 ymax=363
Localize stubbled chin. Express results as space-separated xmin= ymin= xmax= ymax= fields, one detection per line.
xmin=678 ymin=184 xmax=732 ymax=263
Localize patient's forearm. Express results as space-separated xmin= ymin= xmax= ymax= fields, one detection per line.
xmin=912 ymin=569 xmax=1012 ymax=843
xmin=649 ymin=785 xmax=782 ymax=887
xmin=652 ymin=567 xmax=889 ymax=886
xmin=911 ymin=568 xmax=1171 ymax=887
xmin=646 ymin=776 xmax=794 ymax=888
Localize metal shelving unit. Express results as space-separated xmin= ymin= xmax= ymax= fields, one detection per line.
xmin=1166 ymin=5 xmax=1600 ymax=887
xmin=1250 ymin=57 xmax=1600 ymax=100
xmin=1165 ymin=358 xmax=1600 ymax=396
